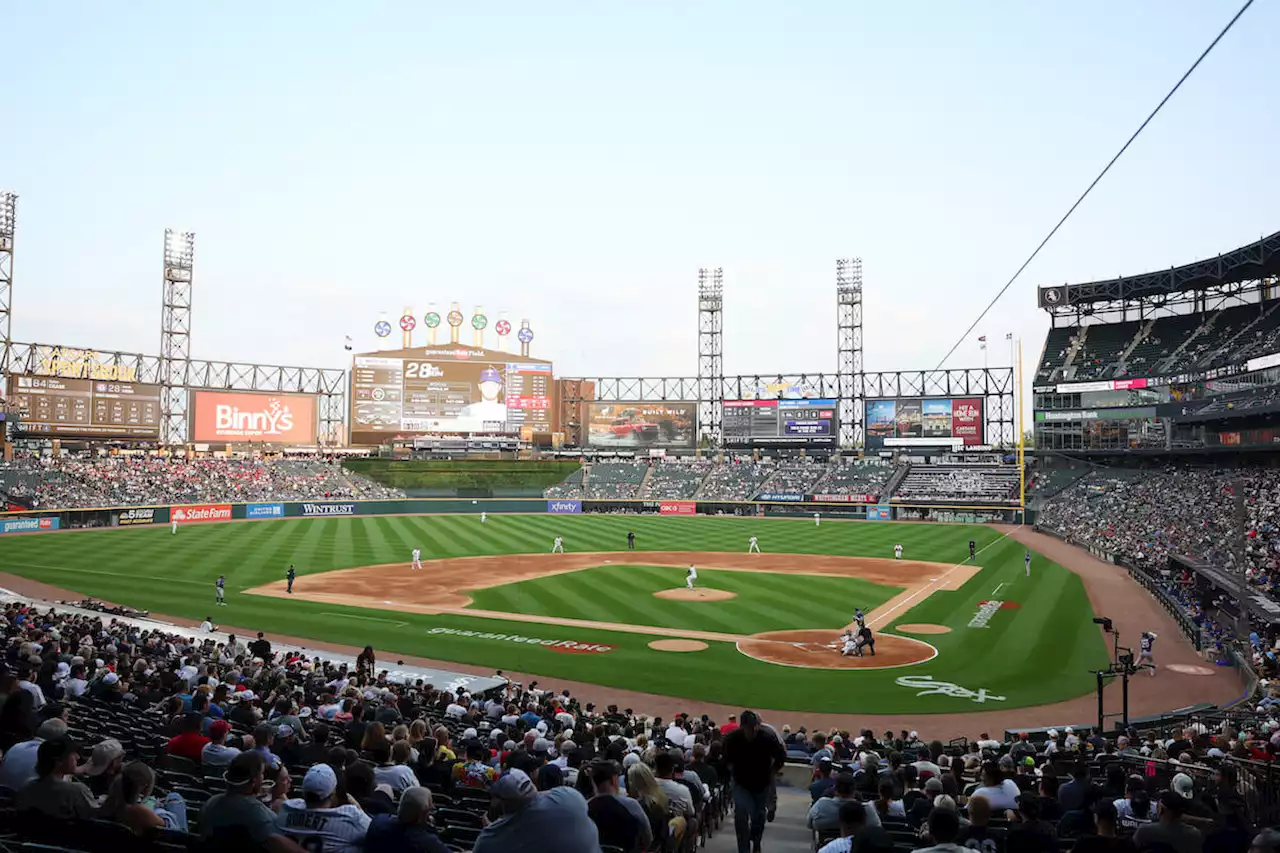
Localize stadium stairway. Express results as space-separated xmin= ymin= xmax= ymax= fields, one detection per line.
xmin=704 ymin=787 xmax=814 ymax=853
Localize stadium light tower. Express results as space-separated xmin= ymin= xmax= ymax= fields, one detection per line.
xmin=836 ymin=258 xmax=864 ymax=449
xmin=697 ymin=267 xmax=724 ymax=447
xmin=160 ymin=228 xmax=195 ymax=445
xmin=0 ymin=192 xmax=15 ymax=375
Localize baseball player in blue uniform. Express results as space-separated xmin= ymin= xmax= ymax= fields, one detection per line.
xmin=853 ymin=608 xmax=866 ymax=630
xmin=1138 ymin=631 xmax=1157 ymax=674
xmin=215 ymin=575 xmax=226 ymax=606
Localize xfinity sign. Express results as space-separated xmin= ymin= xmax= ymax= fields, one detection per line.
xmin=301 ymin=503 xmax=357 ymax=516
xmin=546 ymin=500 xmax=582 ymax=514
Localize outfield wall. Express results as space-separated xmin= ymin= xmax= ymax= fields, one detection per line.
xmin=0 ymin=498 xmax=1022 ymax=533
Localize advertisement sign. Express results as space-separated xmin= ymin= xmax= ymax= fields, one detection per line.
xmin=867 ymin=398 xmax=985 ymax=448
xmin=246 ymin=503 xmax=285 ymax=519
xmin=756 ymin=493 xmax=804 ymax=502
xmin=866 ymin=505 xmax=892 ymax=521
xmin=811 ymin=493 xmax=864 ymax=504
xmin=301 ymin=503 xmax=358 ymax=517
xmin=722 ymin=399 xmax=837 ymax=447
xmin=190 ymin=391 xmax=318 ymax=444
xmin=118 ymin=508 xmax=157 ymax=526
xmin=583 ymin=402 xmax=696 ymax=449
xmin=172 ymin=504 xmax=232 ymax=524
xmin=659 ymin=501 xmax=697 ymax=516
xmin=546 ymin=500 xmax=582 ymax=514
xmin=350 ymin=348 xmax=554 ymax=444
xmin=0 ymin=517 xmax=60 ymax=535
xmin=7 ymin=374 xmax=162 ymax=439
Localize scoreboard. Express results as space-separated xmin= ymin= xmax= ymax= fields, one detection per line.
xmin=350 ymin=350 xmax=552 ymax=444
xmin=6 ymin=374 xmax=162 ymax=439
xmin=722 ymin=398 xmax=837 ymax=447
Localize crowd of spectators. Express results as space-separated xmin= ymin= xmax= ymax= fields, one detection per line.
xmin=694 ymin=459 xmax=776 ymax=502
xmin=0 ymin=455 xmax=404 ymax=509
xmin=583 ymin=462 xmax=649 ymax=500
xmin=640 ymin=461 xmax=712 ymax=501
xmin=544 ymin=467 xmax=586 ymax=499
xmin=894 ymin=467 xmax=1020 ymax=505
xmin=811 ymin=460 xmax=894 ymax=499
xmin=757 ymin=460 xmax=827 ymax=496
xmin=4 ymin=590 xmax=1278 ymax=853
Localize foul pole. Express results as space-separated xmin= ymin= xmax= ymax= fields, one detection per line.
xmin=1017 ymin=338 xmax=1026 ymax=521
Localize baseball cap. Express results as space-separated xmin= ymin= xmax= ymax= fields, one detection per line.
xmin=479 ymin=367 xmax=501 ymax=383
xmin=1172 ymin=773 xmax=1195 ymax=799
xmin=277 ymin=725 xmax=294 ymax=739
xmin=209 ymin=720 xmax=232 ymax=739
xmin=102 ymin=672 xmax=119 ymax=685
xmin=1047 ymin=729 xmax=1058 ymax=738
xmin=84 ymin=739 xmax=124 ymax=776
xmin=532 ymin=738 xmax=552 ymax=755
xmin=303 ymin=763 xmax=338 ymax=798
xmin=491 ymin=769 xmax=536 ymax=808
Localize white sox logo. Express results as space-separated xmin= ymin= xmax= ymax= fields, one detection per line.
xmin=895 ymin=675 xmax=1006 ymax=704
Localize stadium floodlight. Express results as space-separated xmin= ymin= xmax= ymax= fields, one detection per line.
xmin=0 ymin=192 xmax=16 ymax=240
xmin=164 ymin=228 xmax=195 ymax=269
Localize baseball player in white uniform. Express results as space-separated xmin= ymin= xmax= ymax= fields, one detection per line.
xmin=277 ymin=763 xmax=371 ymax=853
xmin=686 ymin=564 xmax=698 ymax=590
xmin=552 ymin=536 xmax=565 ymax=553
xmin=814 ymin=512 xmax=821 ymax=527
xmin=411 ymin=548 xmax=422 ymax=570
xmin=1025 ymin=551 xmax=1032 ymax=577
xmin=172 ymin=518 xmax=178 ymax=534
xmin=480 ymin=511 xmax=487 ymax=523
xmin=748 ymin=536 xmax=760 ymax=554
xmin=894 ymin=543 xmax=903 ymax=560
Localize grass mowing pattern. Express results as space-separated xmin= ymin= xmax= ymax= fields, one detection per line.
xmin=467 ymin=565 xmax=902 ymax=635
xmin=0 ymin=514 xmax=1109 ymax=714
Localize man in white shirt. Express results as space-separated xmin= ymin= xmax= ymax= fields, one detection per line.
xmin=969 ymin=761 xmax=1020 ymax=811
xmin=199 ymin=617 xmax=216 ymax=633
xmin=277 ymin=763 xmax=371 ymax=853
xmin=17 ymin=668 xmax=47 ymax=711
xmin=0 ymin=719 xmax=68 ymax=790
xmin=61 ymin=664 xmax=89 ymax=700
xmin=372 ymin=741 xmax=420 ymax=795
xmin=665 ymin=721 xmax=689 ymax=749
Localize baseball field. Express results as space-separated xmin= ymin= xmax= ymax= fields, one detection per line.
xmin=0 ymin=513 xmax=1112 ymax=715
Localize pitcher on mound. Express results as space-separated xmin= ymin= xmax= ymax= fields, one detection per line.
xmin=686 ymin=564 xmax=698 ymax=590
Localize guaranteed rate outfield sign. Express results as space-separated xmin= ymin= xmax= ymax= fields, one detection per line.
xmin=0 ymin=517 xmax=59 ymax=535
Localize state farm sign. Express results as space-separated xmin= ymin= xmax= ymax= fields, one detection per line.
xmin=190 ymin=391 xmax=318 ymax=444
xmin=171 ymin=504 xmax=232 ymax=524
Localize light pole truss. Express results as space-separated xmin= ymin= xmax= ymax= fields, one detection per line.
xmin=836 ymin=258 xmax=864 ymax=448
xmin=6 ymin=342 xmax=348 ymax=446
xmin=561 ymin=377 xmax=701 ymax=402
xmin=159 ymin=229 xmax=195 ymax=444
xmin=0 ymin=192 xmax=15 ymax=375
xmin=696 ymin=268 xmax=724 ymax=444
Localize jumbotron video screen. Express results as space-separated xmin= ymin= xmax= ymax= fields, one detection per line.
xmin=5 ymin=374 xmax=162 ymax=439
xmin=722 ymin=398 xmax=837 ymax=447
xmin=350 ymin=347 xmax=552 ymax=444
xmin=865 ymin=397 xmax=984 ymax=448
xmin=583 ymin=402 xmax=697 ymax=449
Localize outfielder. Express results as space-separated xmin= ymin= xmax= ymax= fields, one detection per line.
xmin=480 ymin=511 xmax=487 ymax=523
xmin=411 ymin=548 xmax=422 ymax=570
xmin=215 ymin=575 xmax=226 ymax=607
xmin=686 ymin=564 xmax=698 ymax=590
xmin=969 ymin=539 xmax=976 ymax=559
xmin=814 ymin=512 xmax=821 ymax=527
xmin=1025 ymin=550 xmax=1032 ymax=577
xmin=286 ymin=565 xmax=296 ymax=594
xmin=1138 ymin=631 xmax=1158 ymax=674
xmin=748 ymin=536 xmax=760 ymax=554
xmin=172 ymin=518 xmax=178 ymax=535
xmin=552 ymin=536 xmax=565 ymax=554
xmin=894 ymin=543 xmax=903 ymax=560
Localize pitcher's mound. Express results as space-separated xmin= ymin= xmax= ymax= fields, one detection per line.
xmin=654 ymin=588 xmax=737 ymax=602
xmin=737 ymin=629 xmax=936 ymax=669
xmin=895 ymin=623 xmax=952 ymax=635
xmin=649 ymin=639 xmax=709 ymax=652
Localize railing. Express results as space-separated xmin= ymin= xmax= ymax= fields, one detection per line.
xmin=1114 ymin=753 xmax=1280 ymax=829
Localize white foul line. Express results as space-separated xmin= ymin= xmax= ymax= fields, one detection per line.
xmin=317 ymin=612 xmax=409 ymax=627
xmin=992 ymin=582 xmax=1006 ymax=596
xmin=868 ymin=527 xmax=1018 ymax=628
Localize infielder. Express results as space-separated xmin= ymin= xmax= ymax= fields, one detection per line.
xmin=286 ymin=565 xmax=296 ymax=594
xmin=215 ymin=575 xmax=226 ymax=607
xmin=1138 ymin=631 xmax=1158 ymax=674
xmin=552 ymin=536 xmax=565 ymax=554
xmin=686 ymin=564 xmax=698 ymax=590
xmin=969 ymin=539 xmax=976 ymax=559
xmin=894 ymin=543 xmax=903 ymax=560
xmin=1024 ymin=551 xmax=1032 ymax=577
xmin=814 ymin=512 xmax=821 ymax=527
xmin=748 ymin=536 xmax=760 ymax=554
xmin=480 ymin=511 xmax=487 ymax=523
xmin=411 ymin=548 xmax=422 ymax=570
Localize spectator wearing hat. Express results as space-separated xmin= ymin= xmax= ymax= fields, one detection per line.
xmin=166 ymin=711 xmax=211 ymax=763
xmin=724 ymin=709 xmax=786 ymax=853
xmin=0 ymin=717 xmax=68 ymax=790
xmin=253 ymin=722 xmax=283 ymax=771
xmin=473 ymin=768 xmax=600 ymax=853
xmin=587 ymin=759 xmax=653 ymax=853
xmin=366 ymin=786 xmax=449 ymax=853
xmin=276 ymin=763 xmax=372 ymax=853
xmin=201 ymin=719 xmax=240 ymax=769
xmin=82 ymin=737 xmax=125 ymax=797
xmin=1133 ymin=790 xmax=1201 ymax=853
xmin=14 ymin=736 xmax=95 ymax=820
xmin=1009 ymin=733 xmax=1036 ymax=765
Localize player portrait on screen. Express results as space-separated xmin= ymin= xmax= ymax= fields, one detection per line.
xmin=458 ymin=366 xmax=507 ymax=429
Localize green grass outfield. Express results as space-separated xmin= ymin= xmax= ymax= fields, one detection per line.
xmin=0 ymin=514 xmax=1108 ymax=714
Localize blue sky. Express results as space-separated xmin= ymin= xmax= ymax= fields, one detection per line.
xmin=3 ymin=2 xmax=1275 ymax=422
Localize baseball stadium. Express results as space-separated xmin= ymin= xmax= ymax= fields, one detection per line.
xmin=2 ymin=6 xmax=1279 ymax=853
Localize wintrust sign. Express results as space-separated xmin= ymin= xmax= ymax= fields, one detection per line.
xmin=301 ymin=503 xmax=357 ymax=516
xmin=170 ymin=504 xmax=232 ymax=524
xmin=191 ymin=391 xmax=317 ymax=444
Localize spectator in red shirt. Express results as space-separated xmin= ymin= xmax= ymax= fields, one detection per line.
xmin=720 ymin=714 xmax=739 ymax=735
xmin=166 ymin=712 xmax=211 ymax=764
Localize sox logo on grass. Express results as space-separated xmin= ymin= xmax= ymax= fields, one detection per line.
xmin=895 ymin=675 xmax=1006 ymax=704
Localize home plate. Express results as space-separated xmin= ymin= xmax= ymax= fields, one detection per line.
xmin=382 ymin=600 xmax=393 ymax=604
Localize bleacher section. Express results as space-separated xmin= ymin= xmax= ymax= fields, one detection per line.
xmin=640 ymin=460 xmax=711 ymax=499
xmin=892 ymin=465 xmax=1020 ymax=505
xmin=581 ymin=461 xmax=647 ymax=499
xmin=753 ymin=460 xmax=825 ymax=497
xmin=543 ymin=466 xmax=585 ymax=498
xmin=695 ymin=460 xmax=775 ymax=501
xmin=810 ymin=459 xmax=894 ymax=499
xmin=1123 ymin=313 xmax=1201 ymax=377
xmin=1035 ymin=325 xmax=1076 ymax=384
xmin=1071 ymin=320 xmax=1142 ymax=380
